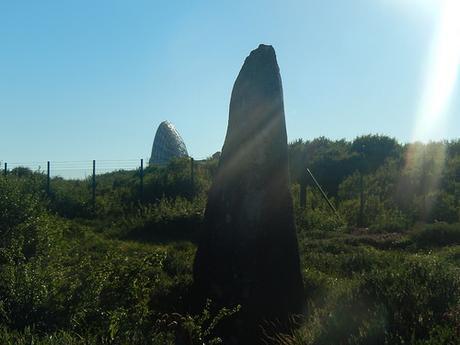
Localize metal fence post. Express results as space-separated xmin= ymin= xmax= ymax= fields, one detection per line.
xmin=140 ymin=158 xmax=144 ymax=202
xmin=47 ymin=161 xmax=50 ymax=195
xmin=92 ymin=160 xmax=96 ymax=211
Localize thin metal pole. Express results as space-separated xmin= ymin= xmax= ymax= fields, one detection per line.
xmin=140 ymin=158 xmax=144 ymax=202
xmin=92 ymin=160 xmax=96 ymax=211
xmin=3 ymin=162 xmax=6 ymax=177
xmin=306 ymin=168 xmax=339 ymax=216
xmin=46 ymin=161 xmax=50 ymax=195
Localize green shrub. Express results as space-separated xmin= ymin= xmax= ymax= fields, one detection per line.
xmin=0 ymin=177 xmax=58 ymax=262
xmin=282 ymin=254 xmax=459 ymax=345
xmin=428 ymin=192 xmax=459 ymax=223
xmin=0 ymin=177 xmax=64 ymax=330
xmin=411 ymin=222 xmax=460 ymax=247
xmin=368 ymin=208 xmax=409 ymax=233
xmin=112 ymin=197 xmax=205 ymax=242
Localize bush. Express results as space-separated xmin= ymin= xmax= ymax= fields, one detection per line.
xmin=0 ymin=177 xmax=57 ymax=262
xmin=428 ymin=192 xmax=459 ymax=223
xmin=280 ymin=254 xmax=459 ymax=345
xmin=411 ymin=223 xmax=460 ymax=247
xmin=0 ymin=177 xmax=63 ymax=330
xmin=361 ymin=255 xmax=460 ymax=343
xmin=113 ymin=197 xmax=205 ymax=242
xmin=368 ymin=208 xmax=409 ymax=233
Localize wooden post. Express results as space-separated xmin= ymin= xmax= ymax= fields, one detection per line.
xmin=92 ymin=160 xmax=96 ymax=211
xmin=140 ymin=158 xmax=144 ymax=202
xmin=46 ymin=161 xmax=50 ymax=195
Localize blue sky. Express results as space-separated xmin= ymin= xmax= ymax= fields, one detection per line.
xmin=1 ymin=0 xmax=459 ymax=169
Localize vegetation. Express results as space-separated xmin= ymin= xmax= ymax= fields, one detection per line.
xmin=1 ymin=135 xmax=459 ymax=344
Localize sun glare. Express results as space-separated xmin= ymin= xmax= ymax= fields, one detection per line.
xmin=413 ymin=0 xmax=460 ymax=142
xmin=401 ymin=0 xmax=460 ymax=216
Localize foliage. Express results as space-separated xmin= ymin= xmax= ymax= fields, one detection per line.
xmin=276 ymin=231 xmax=460 ymax=345
xmin=410 ymin=222 xmax=460 ymax=247
xmin=156 ymin=300 xmax=241 ymax=345
xmin=1 ymin=135 xmax=460 ymax=343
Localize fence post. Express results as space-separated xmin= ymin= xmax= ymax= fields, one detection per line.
xmin=46 ymin=161 xmax=50 ymax=195
xmin=92 ymin=160 xmax=96 ymax=211
xmin=3 ymin=162 xmax=6 ymax=177
xmin=140 ymin=158 xmax=144 ymax=202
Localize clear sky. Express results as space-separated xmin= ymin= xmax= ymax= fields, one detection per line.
xmin=1 ymin=0 xmax=459 ymax=170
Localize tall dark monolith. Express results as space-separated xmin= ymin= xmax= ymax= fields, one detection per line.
xmin=193 ymin=44 xmax=306 ymax=344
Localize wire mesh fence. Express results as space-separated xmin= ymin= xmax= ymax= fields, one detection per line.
xmin=0 ymin=156 xmax=211 ymax=211
xmin=0 ymin=157 xmax=210 ymax=179
xmin=1 ymin=159 xmax=143 ymax=179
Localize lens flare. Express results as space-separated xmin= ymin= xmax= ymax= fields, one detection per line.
xmin=413 ymin=0 xmax=460 ymax=142
xmin=402 ymin=0 xmax=460 ymax=219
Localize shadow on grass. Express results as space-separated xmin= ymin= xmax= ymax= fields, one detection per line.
xmin=122 ymin=216 xmax=202 ymax=245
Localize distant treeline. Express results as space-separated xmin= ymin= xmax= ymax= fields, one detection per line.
xmin=289 ymin=135 xmax=460 ymax=229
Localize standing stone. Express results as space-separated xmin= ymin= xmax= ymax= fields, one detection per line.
xmin=193 ymin=44 xmax=306 ymax=343
xmin=149 ymin=120 xmax=188 ymax=166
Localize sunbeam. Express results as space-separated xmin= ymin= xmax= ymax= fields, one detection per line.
xmin=398 ymin=0 xmax=460 ymax=218
xmin=413 ymin=0 xmax=460 ymax=142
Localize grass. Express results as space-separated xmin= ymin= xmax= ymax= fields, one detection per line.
xmin=0 ymin=171 xmax=459 ymax=344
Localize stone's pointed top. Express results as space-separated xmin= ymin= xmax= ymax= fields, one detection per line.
xmin=243 ymin=44 xmax=277 ymax=66
xmin=255 ymin=43 xmax=275 ymax=52
xmin=233 ymin=43 xmax=281 ymax=94
xmin=228 ymin=44 xmax=282 ymax=132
